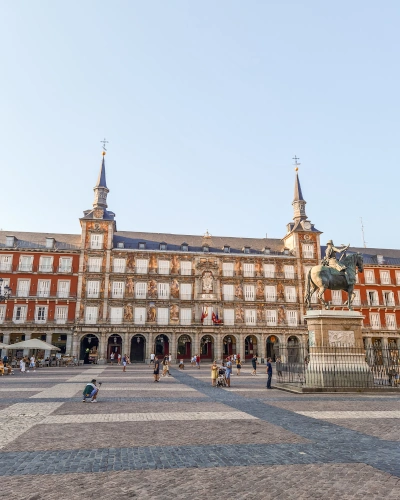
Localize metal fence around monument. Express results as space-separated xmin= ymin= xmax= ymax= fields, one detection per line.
xmin=270 ymin=342 xmax=400 ymax=388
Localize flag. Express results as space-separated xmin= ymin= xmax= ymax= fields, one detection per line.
xmin=201 ymin=307 xmax=208 ymax=323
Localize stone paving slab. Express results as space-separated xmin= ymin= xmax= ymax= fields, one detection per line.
xmin=323 ymin=418 xmax=400 ymax=441
xmin=30 ymin=383 xmax=83 ymax=398
xmin=267 ymin=400 xmax=400 ymax=411
xmin=297 ymin=410 xmax=400 ymax=419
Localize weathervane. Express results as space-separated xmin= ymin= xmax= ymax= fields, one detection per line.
xmin=292 ymin=155 xmax=300 ymax=168
xmin=100 ymin=138 xmax=109 ymax=152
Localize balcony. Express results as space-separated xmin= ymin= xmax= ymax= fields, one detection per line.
xmin=180 ymin=294 xmax=192 ymax=301
xmin=86 ymin=266 xmax=103 ymax=273
xmin=38 ymin=265 xmax=53 ymax=273
xmin=0 ymin=263 xmax=12 ymax=272
xmin=37 ymin=291 xmax=50 ymax=298
xmin=56 ymin=291 xmax=71 ymax=299
xmin=18 ymin=264 xmax=33 ymax=272
xmin=264 ymin=272 xmax=275 ymax=278
xmin=112 ymin=266 xmax=126 ymax=273
xmin=135 ymin=294 xmax=147 ymax=300
xmin=135 ymin=267 xmax=148 ymax=274
xmin=87 ymin=293 xmax=100 ymax=299
xmin=180 ymin=319 xmax=191 ymax=326
xmin=16 ymin=288 xmax=30 ymax=298
xmin=223 ymin=295 xmax=234 ymax=301
xmin=58 ymin=266 xmax=73 ymax=273
xmin=111 ymin=293 xmax=124 ymax=299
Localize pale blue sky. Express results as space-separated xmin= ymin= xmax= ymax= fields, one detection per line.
xmin=1 ymin=1 xmax=399 ymax=248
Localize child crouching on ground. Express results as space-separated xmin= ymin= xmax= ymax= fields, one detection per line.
xmin=82 ymin=379 xmax=100 ymax=403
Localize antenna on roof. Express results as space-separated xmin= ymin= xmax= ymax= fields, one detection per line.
xmin=360 ymin=217 xmax=367 ymax=248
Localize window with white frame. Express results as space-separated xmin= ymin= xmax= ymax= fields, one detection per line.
xmin=134 ymin=307 xmax=146 ymax=325
xmin=135 ymin=282 xmax=147 ymax=299
xmin=180 ymin=261 xmax=192 ymax=276
xmin=59 ymin=257 xmax=72 ymax=272
xmin=383 ymin=291 xmax=395 ymax=306
xmin=158 ymin=282 xmax=170 ymax=299
xmin=0 ymin=255 xmax=12 ymax=272
xmin=265 ymin=285 xmax=276 ymax=301
xmin=386 ymin=314 xmax=396 ymax=330
xmin=396 ymin=271 xmax=400 ymax=285
xmin=90 ymin=233 xmax=103 ymax=249
xmin=244 ymin=285 xmax=255 ymax=301
xmin=331 ymin=290 xmax=342 ymax=305
xmin=180 ymin=283 xmax=191 ymax=300
xmin=284 ymin=265 xmax=295 ymax=279
xmin=264 ymin=263 xmax=275 ymax=278
xmin=158 ymin=260 xmax=170 ymax=275
xmin=136 ymin=259 xmax=148 ymax=274
xmin=5 ymin=236 xmax=14 ymax=247
xmin=87 ymin=280 xmax=100 ymax=298
xmin=110 ymin=307 xmax=123 ymax=324
xmin=367 ymin=290 xmax=379 ymax=306
xmin=302 ymin=244 xmax=314 ymax=259
xmin=286 ymin=310 xmax=298 ymax=326
xmin=0 ymin=305 xmax=6 ymax=323
xmin=85 ymin=306 xmax=98 ymax=324
xmin=285 ymin=286 xmax=296 ymax=302
xmin=37 ymin=280 xmax=51 ymax=298
xmin=39 ymin=256 xmax=53 ymax=272
xmin=352 ymin=289 xmax=361 ymax=306
xmin=380 ymin=270 xmax=391 ymax=285
xmin=113 ymin=258 xmax=126 ymax=273
xmin=157 ymin=307 xmax=169 ymax=325
xmin=243 ymin=263 xmax=254 ymax=277
xmin=13 ymin=305 xmax=27 ymax=323
xmin=88 ymin=257 xmax=101 ymax=272
xmin=17 ymin=279 xmax=30 ymax=297
xmin=57 ymin=280 xmax=70 ymax=298
xmin=55 ymin=306 xmax=68 ymax=324
xmin=35 ymin=306 xmax=48 ymax=323
xmin=245 ymin=309 xmax=256 ymax=325
xmin=0 ymin=278 xmax=10 ymax=298
xmin=364 ymin=269 xmax=375 ymax=284
xmin=180 ymin=308 xmax=191 ymax=325
xmin=223 ymin=284 xmax=234 ymax=301
xmin=222 ymin=262 xmax=234 ymax=277
xmin=266 ymin=309 xmax=277 ymax=326
xmin=112 ymin=281 xmax=124 ymax=298
xmin=370 ymin=312 xmax=381 ymax=329
xmin=19 ymin=255 xmax=33 ymax=272
xmin=224 ymin=309 xmax=234 ymax=325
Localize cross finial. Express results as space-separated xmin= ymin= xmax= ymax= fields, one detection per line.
xmin=292 ymin=155 xmax=300 ymax=167
xmin=100 ymin=138 xmax=109 ymax=152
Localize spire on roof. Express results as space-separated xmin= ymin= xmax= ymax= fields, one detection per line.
xmin=293 ymin=170 xmax=304 ymax=202
xmin=95 ymin=152 xmax=108 ymax=189
xmin=291 ymin=160 xmax=307 ymax=221
xmin=93 ymin=150 xmax=110 ymax=209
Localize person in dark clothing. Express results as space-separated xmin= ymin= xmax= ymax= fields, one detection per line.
xmin=266 ymin=357 xmax=273 ymax=389
xmin=153 ymin=356 xmax=160 ymax=382
xmin=251 ymin=355 xmax=257 ymax=375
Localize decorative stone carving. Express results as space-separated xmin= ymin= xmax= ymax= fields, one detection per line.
xmin=171 ymin=256 xmax=179 ymax=274
xmin=235 ymin=305 xmax=244 ymax=323
xmin=278 ymin=306 xmax=285 ymax=325
xmin=277 ymin=283 xmax=285 ymax=300
xmin=235 ymin=284 xmax=243 ymax=299
xmin=256 ymin=280 xmax=264 ymax=300
xmin=234 ymin=260 xmax=241 ymax=275
xmin=257 ymin=305 xmax=263 ymax=322
xmin=124 ymin=304 xmax=133 ymax=322
xmin=126 ymin=254 xmax=135 ymax=271
xmin=149 ymin=255 xmax=157 ymax=272
xmin=170 ymin=304 xmax=179 ymax=322
xmin=126 ymin=278 xmax=134 ymax=296
xmin=171 ymin=279 xmax=179 ymax=298
xmin=148 ymin=280 xmax=157 ymax=299
xmin=147 ymin=305 xmax=156 ymax=322
xmin=328 ymin=330 xmax=355 ymax=347
xmin=202 ymin=271 xmax=213 ymax=293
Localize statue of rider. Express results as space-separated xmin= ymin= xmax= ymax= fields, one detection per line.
xmin=323 ymin=240 xmax=350 ymax=283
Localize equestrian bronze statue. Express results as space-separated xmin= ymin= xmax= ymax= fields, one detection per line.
xmin=305 ymin=241 xmax=364 ymax=310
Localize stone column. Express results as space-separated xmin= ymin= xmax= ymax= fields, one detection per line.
xmin=214 ymin=331 xmax=222 ymax=362
xmin=72 ymin=333 xmax=80 ymax=361
xmin=2 ymin=332 xmax=10 ymax=358
xmin=123 ymin=332 xmax=129 ymax=358
xmin=170 ymin=331 xmax=177 ymax=364
xmin=239 ymin=333 xmax=246 ymax=363
xmin=381 ymin=336 xmax=389 ymax=367
xmin=97 ymin=332 xmax=107 ymax=365
xmin=192 ymin=330 xmax=200 ymax=358
xmin=147 ymin=331 xmax=153 ymax=362
xmin=43 ymin=332 xmax=52 ymax=359
xmin=65 ymin=332 xmax=73 ymax=356
xmin=260 ymin=333 xmax=267 ymax=362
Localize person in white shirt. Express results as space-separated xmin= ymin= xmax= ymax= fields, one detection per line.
xmin=110 ymin=352 xmax=115 ymax=365
xmin=150 ymin=353 xmax=155 ymax=365
xmin=29 ymin=356 xmax=36 ymax=372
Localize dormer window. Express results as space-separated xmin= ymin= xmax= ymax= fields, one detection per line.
xmin=203 ymin=245 xmax=209 ymax=253
xmin=263 ymin=247 xmax=271 ymax=255
xmin=46 ymin=238 xmax=55 ymax=249
xmin=377 ymin=254 xmax=384 ymax=264
xmin=160 ymin=243 xmax=167 ymax=251
xmin=223 ymin=245 xmax=230 ymax=253
xmin=181 ymin=243 xmax=189 ymax=252
xmin=117 ymin=242 xmax=124 ymax=249
xmin=5 ymin=236 xmax=15 ymax=248
xmin=284 ymin=248 xmax=289 ymax=255
xmin=243 ymin=246 xmax=250 ymax=254
xmin=138 ymin=242 xmax=146 ymax=250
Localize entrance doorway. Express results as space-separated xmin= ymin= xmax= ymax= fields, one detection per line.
xmin=80 ymin=334 xmax=99 ymax=364
xmin=108 ymin=334 xmax=122 ymax=361
xmin=130 ymin=335 xmax=146 ymax=362
xmin=200 ymin=335 xmax=214 ymax=359
xmin=154 ymin=334 xmax=169 ymax=357
xmin=287 ymin=336 xmax=300 ymax=363
xmin=266 ymin=335 xmax=279 ymax=361
xmin=245 ymin=335 xmax=258 ymax=359
xmin=177 ymin=335 xmax=192 ymax=360
xmin=223 ymin=335 xmax=236 ymax=356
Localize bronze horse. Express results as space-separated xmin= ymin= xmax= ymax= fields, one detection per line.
xmin=305 ymin=253 xmax=364 ymax=310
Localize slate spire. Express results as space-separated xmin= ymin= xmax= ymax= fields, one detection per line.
xmin=292 ymin=168 xmax=307 ymax=221
xmin=93 ymin=151 xmax=109 ymax=209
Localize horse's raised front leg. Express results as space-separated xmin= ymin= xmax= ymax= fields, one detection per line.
xmin=317 ymin=286 xmax=329 ymax=309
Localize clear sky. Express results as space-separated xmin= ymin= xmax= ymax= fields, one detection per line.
xmin=1 ymin=1 xmax=399 ymax=249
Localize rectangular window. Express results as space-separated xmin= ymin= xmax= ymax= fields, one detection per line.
xmin=302 ymin=244 xmax=314 ymax=259
xmin=266 ymin=309 xmax=277 ymax=326
xmin=112 ymin=281 xmax=124 ymax=298
xmin=222 ymin=262 xmax=234 ymax=277
xmin=244 ymin=285 xmax=255 ymax=301
xmin=224 ymin=309 xmax=234 ymax=326
xmin=110 ymin=307 xmax=123 ymax=324
xmin=331 ymin=290 xmax=342 ymax=305
xmin=380 ymin=271 xmax=391 ymax=285
xmin=386 ymin=314 xmax=396 ymax=330
xmin=87 ymin=280 xmax=100 ymax=298
xmin=113 ymin=258 xmax=126 ymax=273
xmin=134 ymin=307 xmax=146 ymax=325
xmin=264 ymin=263 xmax=275 ymax=278
xmin=180 ymin=308 xmax=191 ymax=325
xmin=88 ymin=257 xmax=101 ymax=272
xmin=286 ymin=310 xmax=298 ymax=326
xmin=158 ymin=260 xmax=170 ymax=275
xmin=180 ymin=283 xmax=192 ymax=300
xmin=0 ymin=278 xmax=10 ymax=299
xmin=90 ymin=234 xmax=103 ymax=249
xmin=57 ymin=280 xmax=70 ymax=298
xmin=35 ymin=306 xmax=48 ymax=323
xmin=39 ymin=256 xmax=53 ymax=272
xmin=245 ymin=309 xmax=256 ymax=325
xmin=136 ymin=259 xmax=148 ymax=274
xmin=135 ymin=282 xmax=147 ymax=299
xmin=383 ymin=291 xmax=395 ymax=306
xmin=352 ymin=289 xmax=361 ymax=306
xmin=364 ymin=269 xmax=375 ymax=284
xmin=13 ymin=305 xmax=27 ymax=323
xmin=367 ymin=290 xmax=379 ymax=306
xmin=85 ymin=306 xmax=98 ymax=324
xmin=19 ymin=255 xmax=33 ymax=272
xmin=396 ymin=271 xmax=400 ymax=285
xmin=0 ymin=305 xmax=6 ymax=323
xmin=223 ymin=284 xmax=234 ymax=301
xmin=37 ymin=280 xmax=51 ymax=298
xmin=265 ymin=285 xmax=276 ymax=302
xmin=284 ymin=265 xmax=295 ymax=279
xmin=5 ymin=236 xmax=14 ymax=247
xmin=59 ymin=257 xmax=72 ymax=272
xmin=285 ymin=286 xmax=296 ymax=302
xmin=180 ymin=261 xmax=192 ymax=276
xmin=17 ymin=279 xmax=30 ymax=297
xmin=0 ymin=255 xmax=12 ymax=272
xmin=55 ymin=306 xmax=68 ymax=324
xmin=370 ymin=312 xmax=381 ymax=329
xmin=157 ymin=307 xmax=169 ymax=325
xmin=243 ymin=263 xmax=255 ymax=277
xmin=158 ymin=282 xmax=170 ymax=299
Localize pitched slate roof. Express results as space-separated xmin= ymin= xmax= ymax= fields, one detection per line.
xmin=0 ymin=231 xmax=81 ymax=250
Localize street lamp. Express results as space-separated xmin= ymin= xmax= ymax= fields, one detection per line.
xmin=0 ymin=278 xmax=11 ymax=302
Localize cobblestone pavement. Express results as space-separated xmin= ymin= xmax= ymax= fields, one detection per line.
xmin=1 ymin=364 xmax=400 ymax=499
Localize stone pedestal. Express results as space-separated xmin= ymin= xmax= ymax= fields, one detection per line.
xmin=305 ymin=310 xmax=373 ymax=389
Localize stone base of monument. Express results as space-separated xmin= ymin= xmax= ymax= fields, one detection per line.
xmin=304 ymin=310 xmax=374 ymax=389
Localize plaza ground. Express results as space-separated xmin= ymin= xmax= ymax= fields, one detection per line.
xmin=0 ymin=363 xmax=400 ymax=499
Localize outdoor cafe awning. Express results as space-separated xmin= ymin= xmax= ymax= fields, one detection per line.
xmin=6 ymin=339 xmax=61 ymax=351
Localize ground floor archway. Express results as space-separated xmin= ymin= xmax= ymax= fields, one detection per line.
xmin=266 ymin=335 xmax=279 ymax=361
xmin=177 ymin=334 xmax=192 ymax=360
xmin=108 ymin=334 xmax=123 ymax=361
xmin=245 ymin=335 xmax=258 ymax=359
xmin=223 ymin=335 xmax=237 ymax=356
xmin=287 ymin=335 xmax=300 ymax=363
xmin=80 ymin=334 xmax=99 ymax=364
xmin=130 ymin=334 xmax=146 ymax=362
xmin=154 ymin=334 xmax=169 ymax=357
xmin=200 ymin=335 xmax=214 ymax=359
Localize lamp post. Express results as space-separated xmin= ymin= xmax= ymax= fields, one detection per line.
xmin=0 ymin=278 xmax=11 ymax=302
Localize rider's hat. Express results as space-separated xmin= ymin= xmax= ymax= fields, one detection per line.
xmin=326 ymin=240 xmax=333 ymax=245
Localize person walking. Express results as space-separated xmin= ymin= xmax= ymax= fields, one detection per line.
xmin=20 ymin=358 xmax=26 ymax=374
xmin=276 ymin=357 xmax=282 ymax=378
xmin=211 ymin=360 xmax=218 ymax=387
xmin=266 ymin=357 xmax=273 ymax=389
xmin=225 ymin=357 xmax=232 ymax=387
xmin=117 ymin=353 xmax=122 ymax=365
xmin=251 ymin=354 xmax=257 ymax=375
xmin=236 ymin=357 xmax=241 ymax=375
xmin=153 ymin=356 xmax=160 ymax=382
xmin=196 ymin=354 xmax=200 ymax=369
xmin=29 ymin=355 xmax=36 ymax=372
xmin=122 ymin=354 xmax=128 ymax=372
xmin=110 ymin=352 xmax=115 ymax=365
xmin=150 ymin=352 xmax=155 ymax=366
